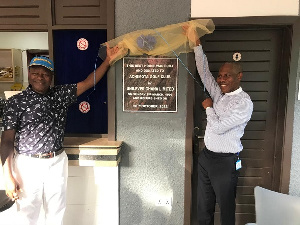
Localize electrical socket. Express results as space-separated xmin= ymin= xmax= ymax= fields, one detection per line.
xmin=156 ymin=198 xmax=164 ymax=206
xmin=156 ymin=197 xmax=172 ymax=206
xmin=165 ymin=197 xmax=172 ymax=206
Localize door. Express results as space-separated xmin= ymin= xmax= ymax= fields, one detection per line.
xmin=192 ymin=27 xmax=290 ymax=225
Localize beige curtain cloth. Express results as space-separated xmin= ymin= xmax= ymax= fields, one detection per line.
xmin=99 ymin=19 xmax=215 ymax=65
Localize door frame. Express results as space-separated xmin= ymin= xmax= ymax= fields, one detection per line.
xmin=185 ymin=17 xmax=300 ymax=206
xmin=185 ymin=16 xmax=300 ymax=224
xmin=188 ymin=25 xmax=292 ymax=225
xmin=201 ymin=25 xmax=292 ymax=193
xmin=207 ymin=17 xmax=298 ymax=194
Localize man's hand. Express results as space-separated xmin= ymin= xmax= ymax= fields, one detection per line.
xmin=5 ymin=176 xmax=21 ymax=201
xmin=182 ymin=24 xmax=201 ymax=46
xmin=104 ymin=43 xmax=124 ymax=65
xmin=202 ymin=98 xmax=213 ymax=109
xmin=77 ymin=42 xmax=121 ymax=96
xmin=1 ymin=129 xmax=20 ymax=201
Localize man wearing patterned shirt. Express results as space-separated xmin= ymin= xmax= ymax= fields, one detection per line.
xmin=186 ymin=30 xmax=253 ymax=224
xmin=0 ymin=45 xmax=119 ymax=224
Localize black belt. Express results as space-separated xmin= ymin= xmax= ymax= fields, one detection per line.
xmin=20 ymin=148 xmax=64 ymax=159
xmin=203 ymin=147 xmax=237 ymax=157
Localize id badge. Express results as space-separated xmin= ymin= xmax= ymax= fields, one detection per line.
xmin=236 ymin=159 xmax=242 ymax=170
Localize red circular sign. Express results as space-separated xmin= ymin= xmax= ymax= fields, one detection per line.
xmin=79 ymin=101 xmax=90 ymax=113
xmin=77 ymin=38 xmax=89 ymax=50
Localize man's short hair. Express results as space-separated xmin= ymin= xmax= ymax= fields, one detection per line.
xmin=221 ymin=62 xmax=243 ymax=75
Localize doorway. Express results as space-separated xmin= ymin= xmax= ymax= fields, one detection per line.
xmin=192 ymin=26 xmax=291 ymax=225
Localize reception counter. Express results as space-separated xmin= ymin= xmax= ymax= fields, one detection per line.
xmin=0 ymin=136 xmax=123 ymax=167
xmin=63 ymin=137 xmax=123 ymax=225
xmin=63 ymin=137 xmax=123 ymax=167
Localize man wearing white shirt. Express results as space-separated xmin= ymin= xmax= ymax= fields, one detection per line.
xmin=190 ymin=35 xmax=253 ymax=225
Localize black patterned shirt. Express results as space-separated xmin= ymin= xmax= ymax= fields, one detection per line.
xmin=2 ymin=84 xmax=77 ymax=154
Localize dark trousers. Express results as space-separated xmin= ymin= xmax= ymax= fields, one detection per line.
xmin=197 ymin=147 xmax=239 ymax=225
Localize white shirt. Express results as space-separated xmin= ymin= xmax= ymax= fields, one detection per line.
xmin=194 ymin=46 xmax=253 ymax=153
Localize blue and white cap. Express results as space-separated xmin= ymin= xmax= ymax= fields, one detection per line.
xmin=29 ymin=56 xmax=54 ymax=72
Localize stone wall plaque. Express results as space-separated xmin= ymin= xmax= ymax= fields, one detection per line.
xmin=123 ymin=57 xmax=178 ymax=112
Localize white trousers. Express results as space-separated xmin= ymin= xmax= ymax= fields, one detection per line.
xmin=13 ymin=151 xmax=68 ymax=225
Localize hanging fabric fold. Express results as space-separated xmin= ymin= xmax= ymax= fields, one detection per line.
xmin=98 ymin=19 xmax=215 ymax=65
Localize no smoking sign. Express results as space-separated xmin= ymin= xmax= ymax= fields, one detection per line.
xmin=77 ymin=38 xmax=89 ymax=50
xmin=79 ymin=101 xmax=90 ymax=113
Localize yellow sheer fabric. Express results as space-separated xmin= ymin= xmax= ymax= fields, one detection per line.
xmin=99 ymin=19 xmax=215 ymax=65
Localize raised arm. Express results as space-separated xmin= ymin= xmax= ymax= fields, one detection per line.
xmin=76 ymin=59 xmax=110 ymax=97
xmin=183 ymin=25 xmax=221 ymax=99
xmin=194 ymin=45 xmax=222 ymax=100
xmin=76 ymin=44 xmax=120 ymax=97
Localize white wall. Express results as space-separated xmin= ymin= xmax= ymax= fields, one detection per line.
xmin=65 ymin=167 xmax=119 ymax=225
xmin=191 ymin=0 xmax=299 ymax=17
xmin=0 ymin=32 xmax=48 ymax=50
